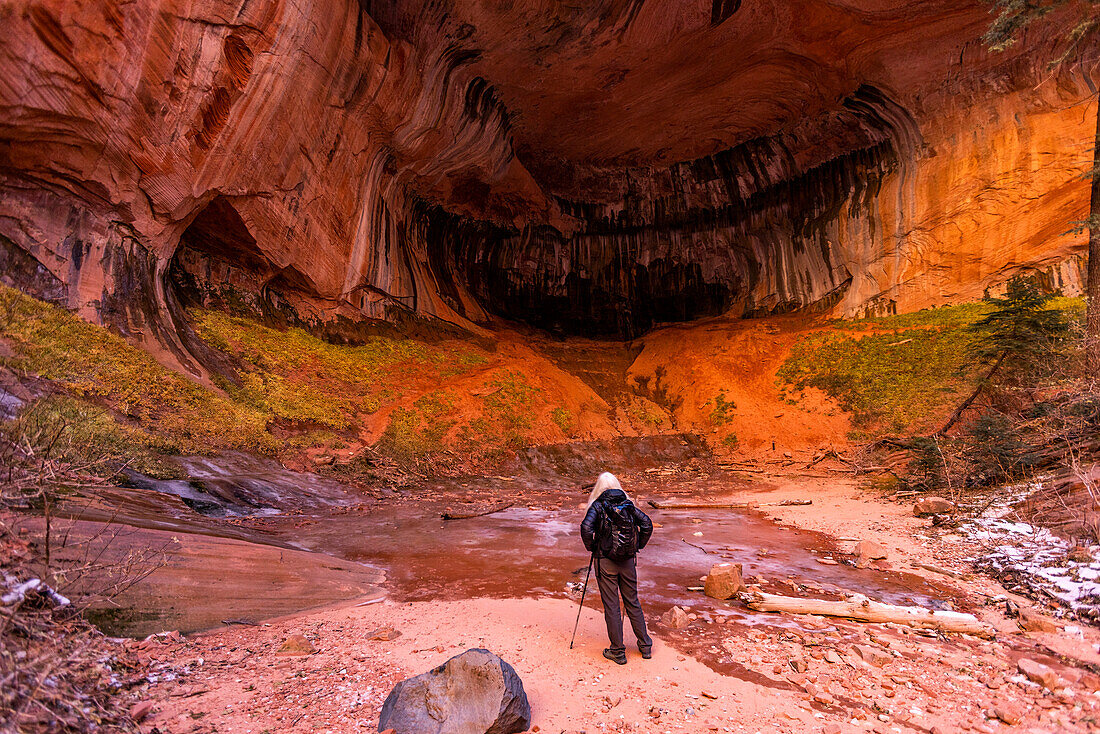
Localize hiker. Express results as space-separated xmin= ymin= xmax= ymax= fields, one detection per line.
xmin=580 ymin=472 xmax=654 ymax=664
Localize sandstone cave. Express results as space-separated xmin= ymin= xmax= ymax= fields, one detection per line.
xmin=3 ymin=1 xmax=1100 ymax=732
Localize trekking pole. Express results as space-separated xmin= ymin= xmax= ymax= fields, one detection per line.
xmin=569 ymin=553 xmax=595 ymax=649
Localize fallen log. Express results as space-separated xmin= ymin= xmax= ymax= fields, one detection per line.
xmin=648 ymin=500 xmax=756 ymax=509
xmin=648 ymin=499 xmax=810 ymax=509
xmin=741 ymin=591 xmax=995 ymax=638
xmin=440 ymin=502 xmax=514 ymax=520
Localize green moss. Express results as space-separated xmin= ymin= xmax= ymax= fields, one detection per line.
xmin=192 ymin=310 xmax=486 ymax=431
xmin=721 ymin=432 xmax=739 ymax=449
xmin=778 ymin=297 xmax=1086 ymax=434
xmin=0 ymin=286 xmax=270 ymax=454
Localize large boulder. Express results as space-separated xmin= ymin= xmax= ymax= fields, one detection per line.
xmin=378 ymin=648 xmax=531 ymax=734
xmin=703 ymin=563 xmax=745 ymax=600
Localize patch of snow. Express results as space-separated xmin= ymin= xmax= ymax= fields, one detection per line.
xmin=962 ymin=512 xmax=1100 ymax=618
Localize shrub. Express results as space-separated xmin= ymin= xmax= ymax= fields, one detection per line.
xmin=551 ymin=406 xmax=574 ymax=434
xmin=709 ymin=392 xmax=736 ymax=426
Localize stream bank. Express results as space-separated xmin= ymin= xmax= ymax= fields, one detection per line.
xmin=38 ymin=455 xmax=1100 ymax=733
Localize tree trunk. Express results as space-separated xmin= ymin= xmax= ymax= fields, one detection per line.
xmin=936 ymin=350 xmax=1007 ymax=435
xmin=742 ymin=591 xmax=995 ymax=638
xmin=1086 ymin=93 xmax=1100 ymax=370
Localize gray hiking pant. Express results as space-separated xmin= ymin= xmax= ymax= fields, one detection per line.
xmin=595 ymin=555 xmax=652 ymax=654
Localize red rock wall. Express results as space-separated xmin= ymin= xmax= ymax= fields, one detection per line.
xmin=0 ymin=0 xmax=557 ymax=367
xmin=0 ymin=0 xmax=1096 ymax=350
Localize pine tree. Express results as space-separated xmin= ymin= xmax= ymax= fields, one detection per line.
xmin=940 ymin=275 xmax=1068 ymax=432
xmin=972 ymin=274 xmax=1069 ymax=370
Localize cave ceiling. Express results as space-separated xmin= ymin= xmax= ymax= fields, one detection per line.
xmin=0 ymin=0 xmax=1093 ymax=349
xmin=367 ymin=0 xmax=995 ymax=198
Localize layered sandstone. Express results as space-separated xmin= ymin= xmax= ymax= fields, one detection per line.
xmin=0 ymin=0 xmax=1096 ymax=354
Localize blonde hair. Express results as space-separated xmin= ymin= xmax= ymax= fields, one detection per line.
xmin=586 ymin=471 xmax=630 ymax=508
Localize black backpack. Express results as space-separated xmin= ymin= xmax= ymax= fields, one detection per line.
xmin=601 ymin=499 xmax=639 ymax=561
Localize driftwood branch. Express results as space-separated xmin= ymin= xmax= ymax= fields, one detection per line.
xmin=741 ymin=591 xmax=995 ymax=638
xmin=681 ymin=538 xmax=712 ymax=553
xmin=440 ymin=502 xmax=514 ymax=521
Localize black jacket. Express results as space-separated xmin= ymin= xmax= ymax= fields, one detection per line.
xmin=580 ymin=488 xmax=653 ymax=558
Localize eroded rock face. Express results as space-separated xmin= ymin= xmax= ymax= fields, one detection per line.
xmin=0 ymin=0 xmax=1096 ymax=351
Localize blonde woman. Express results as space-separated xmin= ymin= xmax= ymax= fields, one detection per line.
xmin=580 ymin=472 xmax=653 ymax=664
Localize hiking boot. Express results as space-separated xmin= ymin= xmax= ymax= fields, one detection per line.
xmin=640 ymin=647 xmax=652 ymax=659
xmin=603 ymin=648 xmax=627 ymax=665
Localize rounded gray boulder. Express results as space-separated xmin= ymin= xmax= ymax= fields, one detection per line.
xmin=378 ymin=648 xmax=531 ymax=734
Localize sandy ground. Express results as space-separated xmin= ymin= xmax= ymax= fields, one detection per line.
xmin=147 ymin=597 xmax=827 ymax=734
xmin=126 ymin=475 xmax=1100 ymax=734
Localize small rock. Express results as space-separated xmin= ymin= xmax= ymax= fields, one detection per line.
xmin=129 ymin=701 xmax=154 ymax=723
xmin=1017 ymin=609 xmax=1059 ymax=634
xmin=276 ymin=634 xmax=316 ymax=656
xmin=789 ymin=657 xmax=809 ymax=673
xmin=1017 ymin=658 xmax=1061 ymax=691
xmin=824 ymin=650 xmax=843 ymax=664
xmin=852 ymin=644 xmax=892 ymax=668
xmin=855 ymin=540 xmax=889 ymax=567
xmin=992 ymin=704 xmax=1023 ymax=725
xmin=368 ymin=626 xmax=402 ymax=641
xmin=703 ymin=563 xmax=745 ymax=600
xmin=823 ymin=723 xmax=843 ymax=734
xmin=914 ymin=496 xmax=955 ymax=517
xmin=701 ymin=691 xmax=718 ymax=699
xmin=1078 ymin=672 xmax=1100 ymax=692
xmin=662 ymin=606 xmax=691 ymax=629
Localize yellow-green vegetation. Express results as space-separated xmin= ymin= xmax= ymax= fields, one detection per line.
xmin=481 ymin=370 xmax=540 ymax=447
xmin=551 ymin=406 xmax=574 ymax=434
xmin=0 ymin=286 xmax=501 ymax=472
xmin=192 ymin=309 xmax=488 ymax=432
xmin=708 ymin=392 xmax=736 ymax=425
xmin=777 ymin=298 xmax=1085 ymax=435
xmin=834 ymin=302 xmax=993 ymax=331
xmin=626 ymin=397 xmax=666 ymax=429
xmin=0 ymin=286 xmax=270 ymax=455
xmin=376 ymin=390 xmax=458 ymax=462
xmin=721 ymin=432 xmax=739 ymax=450
xmin=4 ymin=395 xmax=183 ymax=479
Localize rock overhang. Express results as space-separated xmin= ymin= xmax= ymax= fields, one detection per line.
xmin=0 ymin=0 xmax=1094 ymax=348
